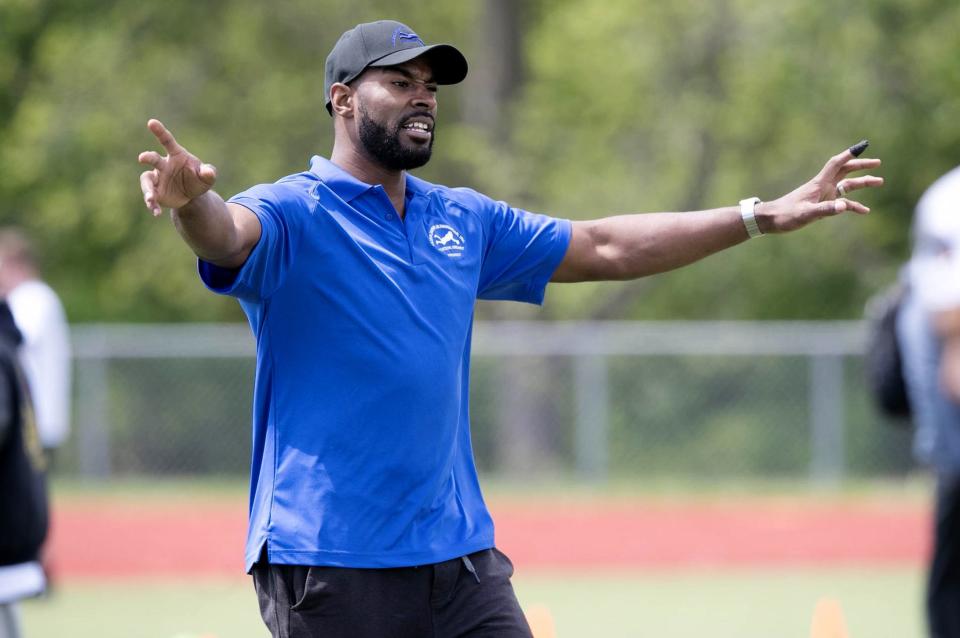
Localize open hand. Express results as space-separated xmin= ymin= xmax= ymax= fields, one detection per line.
xmin=138 ymin=119 xmax=218 ymax=216
xmin=758 ymin=146 xmax=883 ymax=233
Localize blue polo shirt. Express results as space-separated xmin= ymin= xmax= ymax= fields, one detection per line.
xmin=200 ymin=156 xmax=571 ymax=571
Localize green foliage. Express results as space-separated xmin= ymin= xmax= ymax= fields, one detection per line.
xmin=493 ymin=0 xmax=960 ymax=319
xmin=0 ymin=0 xmax=474 ymax=321
xmin=2 ymin=0 xmax=959 ymax=320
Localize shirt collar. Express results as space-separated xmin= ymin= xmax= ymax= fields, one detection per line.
xmin=404 ymin=172 xmax=430 ymax=200
xmin=309 ymin=156 xmax=430 ymax=202
xmin=309 ymin=156 xmax=375 ymax=202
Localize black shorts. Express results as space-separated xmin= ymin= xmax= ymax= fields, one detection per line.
xmin=252 ymin=548 xmax=532 ymax=638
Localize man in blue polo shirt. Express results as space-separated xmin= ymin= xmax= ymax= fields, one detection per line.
xmin=138 ymin=19 xmax=883 ymax=638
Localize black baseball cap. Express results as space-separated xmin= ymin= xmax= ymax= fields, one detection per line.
xmin=324 ymin=20 xmax=468 ymax=114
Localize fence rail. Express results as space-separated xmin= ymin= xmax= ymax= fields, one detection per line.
xmin=66 ymin=321 xmax=910 ymax=483
xmin=73 ymin=321 xmax=867 ymax=358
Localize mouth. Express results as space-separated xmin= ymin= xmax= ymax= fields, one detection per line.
xmin=399 ymin=116 xmax=434 ymax=143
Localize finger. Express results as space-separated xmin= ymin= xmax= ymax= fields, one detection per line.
xmin=139 ymin=169 xmax=157 ymax=198
xmin=819 ymin=149 xmax=856 ymax=180
xmin=198 ymin=162 xmax=218 ymax=186
xmin=812 ymin=198 xmax=869 ymax=218
xmin=147 ymin=118 xmax=184 ymax=155
xmin=832 ymin=198 xmax=871 ymax=215
xmin=837 ymin=158 xmax=882 ymax=177
xmin=138 ymin=150 xmax=165 ymax=168
xmin=837 ymin=175 xmax=884 ymax=194
xmin=139 ymin=170 xmax=162 ymax=217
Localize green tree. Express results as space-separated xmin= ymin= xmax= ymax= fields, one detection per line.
xmin=460 ymin=0 xmax=960 ymax=319
xmin=0 ymin=0 xmax=473 ymax=321
xmin=3 ymin=0 xmax=960 ymax=322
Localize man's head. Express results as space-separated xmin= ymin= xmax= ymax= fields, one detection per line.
xmin=325 ymin=21 xmax=467 ymax=171
xmin=0 ymin=228 xmax=38 ymax=296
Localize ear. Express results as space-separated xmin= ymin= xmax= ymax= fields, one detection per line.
xmin=330 ymin=83 xmax=355 ymax=119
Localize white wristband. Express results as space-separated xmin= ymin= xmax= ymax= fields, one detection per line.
xmin=739 ymin=197 xmax=763 ymax=239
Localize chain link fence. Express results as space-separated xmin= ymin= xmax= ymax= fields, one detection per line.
xmin=56 ymin=322 xmax=914 ymax=482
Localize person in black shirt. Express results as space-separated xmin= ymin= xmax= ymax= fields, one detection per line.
xmin=0 ymin=301 xmax=47 ymax=638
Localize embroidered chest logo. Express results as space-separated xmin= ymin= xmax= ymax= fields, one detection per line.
xmin=428 ymin=224 xmax=465 ymax=258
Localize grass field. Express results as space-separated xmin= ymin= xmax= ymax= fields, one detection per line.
xmin=19 ymin=477 xmax=932 ymax=637
xmin=22 ymin=567 xmax=925 ymax=638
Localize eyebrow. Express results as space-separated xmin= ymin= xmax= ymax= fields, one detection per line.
xmin=381 ymin=66 xmax=437 ymax=85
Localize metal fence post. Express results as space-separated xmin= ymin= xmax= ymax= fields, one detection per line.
xmin=76 ymin=354 xmax=111 ymax=478
xmin=574 ymin=354 xmax=609 ymax=480
xmin=809 ymin=354 xmax=845 ymax=484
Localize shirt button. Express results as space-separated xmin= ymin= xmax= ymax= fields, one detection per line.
xmin=384 ymin=213 xmax=395 ymax=221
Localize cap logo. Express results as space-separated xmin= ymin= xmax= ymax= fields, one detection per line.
xmin=392 ymin=27 xmax=424 ymax=47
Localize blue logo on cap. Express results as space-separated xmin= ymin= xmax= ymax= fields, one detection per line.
xmin=392 ymin=27 xmax=424 ymax=47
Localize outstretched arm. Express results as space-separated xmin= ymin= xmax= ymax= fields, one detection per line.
xmin=138 ymin=119 xmax=261 ymax=269
xmin=552 ymin=146 xmax=883 ymax=283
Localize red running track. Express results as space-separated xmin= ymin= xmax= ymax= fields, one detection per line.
xmin=47 ymin=496 xmax=930 ymax=581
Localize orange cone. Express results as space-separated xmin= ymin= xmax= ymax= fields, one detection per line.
xmin=526 ymin=603 xmax=556 ymax=638
xmin=810 ymin=598 xmax=850 ymax=638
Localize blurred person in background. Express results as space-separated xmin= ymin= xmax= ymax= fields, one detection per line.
xmin=0 ymin=230 xmax=69 ymax=593
xmin=898 ymin=166 xmax=960 ymax=638
xmin=137 ymin=19 xmax=883 ymax=638
xmin=0 ymin=229 xmax=72 ymax=461
xmin=0 ymin=301 xmax=48 ymax=638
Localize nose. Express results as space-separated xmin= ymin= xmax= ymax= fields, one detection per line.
xmin=411 ymin=85 xmax=436 ymax=111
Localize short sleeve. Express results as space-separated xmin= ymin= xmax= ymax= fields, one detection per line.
xmin=475 ymin=197 xmax=571 ymax=304
xmin=199 ymin=183 xmax=308 ymax=301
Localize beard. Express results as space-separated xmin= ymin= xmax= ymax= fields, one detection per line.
xmin=358 ymin=104 xmax=434 ymax=171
